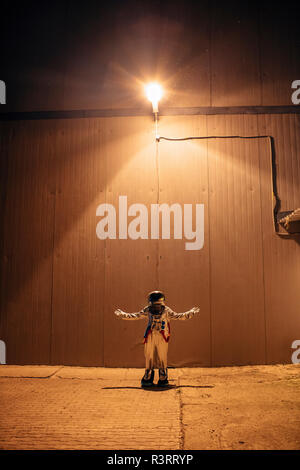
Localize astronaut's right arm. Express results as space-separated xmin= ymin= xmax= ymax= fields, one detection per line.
xmin=166 ymin=306 xmax=200 ymax=320
xmin=114 ymin=306 xmax=149 ymax=320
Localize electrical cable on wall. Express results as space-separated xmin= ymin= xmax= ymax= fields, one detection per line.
xmin=155 ymin=130 xmax=298 ymax=238
xmin=145 ymin=82 xmax=298 ymax=238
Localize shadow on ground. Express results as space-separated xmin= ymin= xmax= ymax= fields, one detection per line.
xmin=102 ymin=384 xmax=215 ymax=391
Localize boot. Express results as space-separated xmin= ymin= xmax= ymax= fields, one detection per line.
xmin=141 ymin=369 xmax=154 ymax=387
xmin=157 ymin=368 xmax=169 ymax=386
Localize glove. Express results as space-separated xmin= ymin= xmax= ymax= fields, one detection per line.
xmin=114 ymin=309 xmax=124 ymax=318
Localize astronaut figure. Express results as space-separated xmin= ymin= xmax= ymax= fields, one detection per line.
xmin=114 ymin=291 xmax=200 ymax=387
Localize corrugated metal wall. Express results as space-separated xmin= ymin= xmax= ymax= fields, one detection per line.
xmin=0 ymin=114 xmax=299 ymax=366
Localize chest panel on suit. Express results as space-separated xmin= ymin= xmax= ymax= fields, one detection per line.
xmin=143 ymin=311 xmax=170 ymax=344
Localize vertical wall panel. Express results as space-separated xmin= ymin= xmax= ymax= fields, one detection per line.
xmin=104 ymin=117 xmax=158 ymax=367
xmin=157 ymin=116 xmax=211 ymax=366
xmin=157 ymin=2 xmax=211 ymax=107
xmin=51 ymin=118 xmax=106 ymax=365
xmin=258 ymin=114 xmax=300 ymax=363
xmin=0 ymin=120 xmax=55 ymax=364
xmin=0 ymin=122 xmax=9 ymax=355
xmin=2 ymin=2 xmax=68 ymax=112
xmin=207 ymin=115 xmax=266 ymax=365
xmin=259 ymin=5 xmax=300 ymax=105
xmin=211 ymin=2 xmax=261 ymax=106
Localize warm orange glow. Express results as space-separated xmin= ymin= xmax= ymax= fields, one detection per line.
xmin=145 ymin=82 xmax=163 ymax=112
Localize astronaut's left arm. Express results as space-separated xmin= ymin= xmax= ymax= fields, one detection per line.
xmin=166 ymin=306 xmax=200 ymax=320
xmin=114 ymin=306 xmax=149 ymax=320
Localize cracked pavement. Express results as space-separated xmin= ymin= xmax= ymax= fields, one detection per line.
xmin=0 ymin=364 xmax=299 ymax=450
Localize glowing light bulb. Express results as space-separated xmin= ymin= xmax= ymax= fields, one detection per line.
xmin=145 ymin=82 xmax=163 ymax=113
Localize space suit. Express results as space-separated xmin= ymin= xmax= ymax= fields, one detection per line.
xmin=114 ymin=291 xmax=200 ymax=387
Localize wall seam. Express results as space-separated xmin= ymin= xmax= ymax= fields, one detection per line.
xmin=49 ymin=122 xmax=57 ymax=365
xmin=103 ymin=119 xmax=107 ymax=367
xmin=256 ymin=114 xmax=268 ymax=364
xmin=155 ymin=138 xmax=160 ymax=288
xmin=205 ymin=115 xmax=213 ymax=367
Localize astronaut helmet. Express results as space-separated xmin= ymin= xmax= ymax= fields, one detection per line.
xmin=148 ymin=290 xmax=165 ymax=305
xmin=147 ymin=291 xmax=165 ymax=315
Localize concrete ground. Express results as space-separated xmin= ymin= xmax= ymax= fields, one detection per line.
xmin=0 ymin=364 xmax=299 ymax=450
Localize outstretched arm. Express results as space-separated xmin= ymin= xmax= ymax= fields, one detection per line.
xmin=166 ymin=306 xmax=200 ymax=320
xmin=114 ymin=306 xmax=149 ymax=320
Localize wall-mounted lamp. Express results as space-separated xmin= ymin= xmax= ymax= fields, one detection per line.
xmin=145 ymin=82 xmax=163 ymax=140
xmin=145 ymin=82 xmax=163 ymax=114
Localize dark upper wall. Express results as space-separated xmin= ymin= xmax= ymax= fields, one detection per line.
xmin=1 ymin=0 xmax=300 ymax=112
